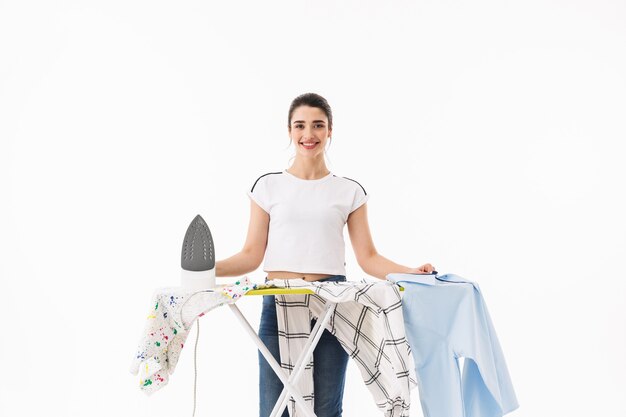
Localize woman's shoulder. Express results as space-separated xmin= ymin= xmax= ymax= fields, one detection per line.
xmin=249 ymin=170 xmax=284 ymax=192
xmin=332 ymin=174 xmax=368 ymax=196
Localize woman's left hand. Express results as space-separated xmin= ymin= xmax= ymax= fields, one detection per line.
xmin=408 ymin=263 xmax=436 ymax=274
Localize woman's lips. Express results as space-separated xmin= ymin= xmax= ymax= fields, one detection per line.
xmin=300 ymin=142 xmax=319 ymax=150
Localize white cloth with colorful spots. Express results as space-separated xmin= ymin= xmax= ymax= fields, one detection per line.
xmin=129 ymin=277 xmax=258 ymax=395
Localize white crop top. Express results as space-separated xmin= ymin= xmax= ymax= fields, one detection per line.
xmin=247 ymin=170 xmax=369 ymax=276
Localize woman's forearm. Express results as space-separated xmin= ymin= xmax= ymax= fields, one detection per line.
xmin=360 ymin=253 xmax=413 ymax=280
xmin=216 ymin=250 xmax=262 ymax=277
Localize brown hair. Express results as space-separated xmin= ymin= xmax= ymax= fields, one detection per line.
xmin=287 ymin=93 xmax=333 ymax=130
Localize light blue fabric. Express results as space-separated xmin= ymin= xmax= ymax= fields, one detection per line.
xmin=387 ymin=273 xmax=519 ymax=417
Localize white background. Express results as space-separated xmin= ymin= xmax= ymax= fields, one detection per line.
xmin=1 ymin=1 xmax=625 ymax=416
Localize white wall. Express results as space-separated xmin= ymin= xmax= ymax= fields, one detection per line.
xmin=1 ymin=1 xmax=624 ymax=416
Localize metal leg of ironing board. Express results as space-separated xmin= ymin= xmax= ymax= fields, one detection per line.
xmin=227 ymin=304 xmax=318 ymax=417
xmin=269 ymin=301 xmax=337 ymax=417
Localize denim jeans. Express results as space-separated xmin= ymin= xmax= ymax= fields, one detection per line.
xmin=258 ymin=275 xmax=349 ymax=417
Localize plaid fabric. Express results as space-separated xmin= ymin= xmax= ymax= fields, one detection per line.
xmin=269 ymin=279 xmax=417 ymax=417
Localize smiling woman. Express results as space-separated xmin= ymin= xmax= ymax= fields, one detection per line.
xmin=214 ymin=93 xmax=435 ymax=417
xmin=287 ymin=93 xmax=334 ymax=156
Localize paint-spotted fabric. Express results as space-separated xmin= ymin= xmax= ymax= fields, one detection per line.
xmin=129 ymin=277 xmax=258 ymax=395
xmin=387 ymin=273 xmax=519 ymax=417
xmin=269 ymin=279 xmax=417 ymax=417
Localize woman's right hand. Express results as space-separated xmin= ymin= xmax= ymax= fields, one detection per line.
xmin=408 ymin=263 xmax=437 ymax=274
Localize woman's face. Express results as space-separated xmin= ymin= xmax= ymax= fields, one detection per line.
xmin=289 ymin=105 xmax=332 ymax=159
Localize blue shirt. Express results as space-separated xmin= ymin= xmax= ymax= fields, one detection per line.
xmin=387 ymin=273 xmax=519 ymax=417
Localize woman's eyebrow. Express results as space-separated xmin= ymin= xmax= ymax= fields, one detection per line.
xmin=291 ymin=120 xmax=326 ymax=124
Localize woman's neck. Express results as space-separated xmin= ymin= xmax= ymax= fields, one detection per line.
xmin=287 ymin=159 xmax=330 ymax=180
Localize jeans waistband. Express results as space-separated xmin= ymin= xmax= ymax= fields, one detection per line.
xmin=318 ymin=275 xmax=346 ymax=283
xmin=264 ymin=275 xmax=347 ymax=283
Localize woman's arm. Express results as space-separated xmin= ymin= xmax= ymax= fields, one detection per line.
xmin=347 ymin=203 xmax=435 ymax=280
xmin=216 ymin=200 xmax=269 ymax=277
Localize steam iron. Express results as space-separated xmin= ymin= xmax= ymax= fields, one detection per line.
xmin=180 ymin=214 xmax=216 ymax=290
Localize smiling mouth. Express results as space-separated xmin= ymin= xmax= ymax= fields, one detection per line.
xmin=299 ymin=142 xmax=319 ymax=149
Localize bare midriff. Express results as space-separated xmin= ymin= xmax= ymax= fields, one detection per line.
xmin=266 ymin=271 xmax=336 ymax=282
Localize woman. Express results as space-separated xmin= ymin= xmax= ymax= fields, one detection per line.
xmin=215 ymin=93 xmax=435 ymax=417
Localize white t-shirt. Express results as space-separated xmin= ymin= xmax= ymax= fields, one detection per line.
xmin=247 ymin=170 xmax=369 ymax=276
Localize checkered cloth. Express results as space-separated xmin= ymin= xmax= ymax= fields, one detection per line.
xmin=269 ymin=279 xmax=417 ymax=417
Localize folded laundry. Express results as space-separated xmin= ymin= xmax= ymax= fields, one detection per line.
xmin=387 ymin=273 xmax=519 ymax=417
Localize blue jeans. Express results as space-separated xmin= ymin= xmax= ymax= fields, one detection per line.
xmin=258 ymin=275 xmax=349 ymax=417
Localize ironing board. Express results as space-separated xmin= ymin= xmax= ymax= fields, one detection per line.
xmin=130 ymin=279 xmax=409 ymax=416
xmin=231 ymin=286 xmax=332 ymax=417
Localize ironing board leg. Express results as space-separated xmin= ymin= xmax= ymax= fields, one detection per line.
xmin=228 ymin=304 xmax=318 ymax=417
xmin=269 ymin=301 xmax=337 ymax=417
